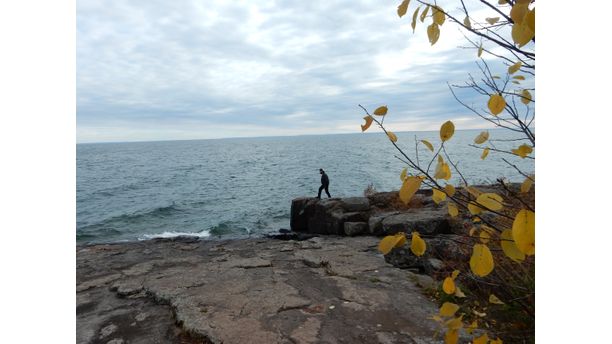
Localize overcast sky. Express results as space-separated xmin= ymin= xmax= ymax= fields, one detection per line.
xmin=77 ymin=0 xmax=521 ymax=143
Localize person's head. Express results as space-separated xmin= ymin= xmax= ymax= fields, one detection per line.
xmin=319 ymin=168 xmax=324 ymax=174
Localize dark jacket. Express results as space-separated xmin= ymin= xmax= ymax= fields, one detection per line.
xmin=321 ymin=172 xmax=329 ymax=186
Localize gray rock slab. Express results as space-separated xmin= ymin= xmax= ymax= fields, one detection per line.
xmin=77 ymin=236 xmax=443 ymax=344
xmin=381 ymin=208 xmax=451 ymax=236
xmin=340 ymin=197 xmax=371 ymax=212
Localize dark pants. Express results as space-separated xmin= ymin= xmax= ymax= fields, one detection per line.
xmin=318 ymin=184 xmax=331 ymax=198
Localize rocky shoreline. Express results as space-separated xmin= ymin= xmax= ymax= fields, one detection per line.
xmin=77 ymin=188 xmax=506 ymax=343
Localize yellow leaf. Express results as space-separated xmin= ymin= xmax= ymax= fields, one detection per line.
xmin=427 ymin=23 xmax=440 ymax=45
xmin=520 ymin=175 xmax=534 ymax=193
xmin=466 ymin=186 xmax=482 ymax=198
xmin=467 ymin=320 xmax=478 ymax=334
xmin=445 ymin=184 xmax=456 ymax=197
xmin=378 ymin=235 xmax=397 ymax=255
xmin=469 ymin=227 xmax=477 ymax=236
xmin=492 ymin=75 xmax=501 ymax=79
xmin=435 ymin=159 xmax=452 ymax=180
xmin=444 ymin=330 xmax=459 ymax=344
xmin=410 ymin=231 xmax=426 ymax=256
xmin=489 ymin=294 xmax=505 ymax=305
xmin=488 ymin=94 xmax=506 ymax=116
xmin=481 ymin=148 xmax=490 ymax=160
xmin=434 ymin=157 xmax=446 ymax=179
xmin=470 ymin=244 xmax=495 ymax=277
xmin=400 ymin=167 xmax=407 ymax=181
xmin=432 ymin=6 xmax=445 ymax=25
xmin=442 ymin=277 xmax=456 ymax=295
xmin=451 ymin=270 xmax=460 ymax=279
xmin=439 ymin=302 xmax=460 ymax=317
xmin=521 ymin=89 xmax=532 ymax=104
xmin=448 ymin=202 xmax=459 ymax=217
xmin=361 ymin=116 xmax=373 ymax=132
xmin=501 ymin=229 xmax=525 ymax=263
xmin=513 ymin=75 xmax=525 ymax=80
xmin=479 ymin=230 xmax=490 ymax=244
xmin=411 ymin=7 xmax=420 ymax=32
xmin=490 ymin=338 xmax=503 ymax=344
xmin=445 ymin=317 xmax=463 ymax=330
xmin=478 ymin=44 xmax=483 ymax=57
xmin=440 ymin=120 xmax=455 ymax=141
xmin=443 ymin=164 xmax=451 ymax=180
xmin=374 ymin=105 xmax=388 ymax=116
xmin=463 ymin=16 xmax=471 ymax=29
xmin=526 ymin=8 xmax=535 ymax=33
xmin=421 ymin=139 xmax=434 ymax=152
xmin=498 ymin=0 xmax=508 ymax=4
xmin=486 ymin=17 xmax=500 ymax=25
xmin=476 ymin=193 xmax=504 ymax=211
xmin=468 ymin=202 xmax=482 ymax=215
xmin=378 ymin=233 xmax=406 ymax=255
xmin=512 ymin=20 xmax=534 ymax=47
xmin=399 ymin=176 xmax=422 ymax=204
xmin=510 ymin=2 xmax=529 ymax=24
xmin=432 ymin=188 xmax=447 ymax=204
xmin=508 ymin=61 xmax=522 ymax=74
xmin=420 ymin=5 xmax=429 ymax=22
xmin=511 ymin=144 xmax=533 ymax=158
xmin=395 ymin=232 xmax=407 ymax=247
xmin=397 ymin=0 xmax=410 ymax=18
xmin=454 ymin=286 xmax=466 ymax=298
xmin=387 ymin=131 xmax=398 ymax=143
xmin=472 ymin=216 xmax=481 ymax=223
xmin=512 ymin=209 xmax=535 ymax=255
xmin=474 ymin=333 xmax=489 ymax=344
xmin=474 ymin=131 xmax=489 ymax=144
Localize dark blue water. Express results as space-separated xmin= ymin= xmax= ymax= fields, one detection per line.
xmin=77 ymin=130 xmax=534 ymax=243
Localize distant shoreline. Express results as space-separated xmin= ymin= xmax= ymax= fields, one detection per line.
xmin=76 ymin=127 xmax=511 ymax=145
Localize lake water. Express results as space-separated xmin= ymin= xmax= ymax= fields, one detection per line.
xmin=76 ymin=129 xmax=534 ymax=243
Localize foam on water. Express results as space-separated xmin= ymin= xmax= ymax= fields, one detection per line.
xmin=139 ymin=230 xmax=211 ymax=240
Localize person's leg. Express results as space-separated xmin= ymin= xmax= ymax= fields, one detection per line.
xmin=318 ymin=185 xmax=324 ymax=198
xmin=325 ymin=185 xmax=331 ymax=198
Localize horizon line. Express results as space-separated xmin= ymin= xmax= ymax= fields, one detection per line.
xmin=76 ymin=127 xmax=513 ymax=145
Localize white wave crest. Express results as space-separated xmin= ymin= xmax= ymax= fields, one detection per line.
xmin=139 ymin=230 xmax=211 ymax=240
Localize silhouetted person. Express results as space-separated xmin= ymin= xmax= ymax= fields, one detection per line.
xmin=317 ymin=169 xmax=331 ymax=199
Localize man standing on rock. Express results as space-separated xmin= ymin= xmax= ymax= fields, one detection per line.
xmin=317 ymin=168 xmax=331 ymax=199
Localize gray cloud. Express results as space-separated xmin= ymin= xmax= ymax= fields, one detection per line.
xmin=77 ymin=0 xmax=522 ymax=142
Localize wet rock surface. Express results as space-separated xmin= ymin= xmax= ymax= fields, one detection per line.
xmin=77 ymin=236 xmax=443 ymax=344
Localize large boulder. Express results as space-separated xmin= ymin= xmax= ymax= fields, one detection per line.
xmin=290 ymin=197 xmax=314 ymax=232
xmin=381 ymin=208 xmax=451 ymax=236
xmin=367 ymin=190 xmax=433 ymax=209
xmin=367 ymin=191 xmax=398 ymax=208
xmin=291 ymin=198 xmax=370 ymax=235
xmin=291 ymin=198 xmax=342 ymax=234
xmin=340 ymin=197 xmax=370 ymax=212
xmin=368 ymin=211 xmax=401 ymax=236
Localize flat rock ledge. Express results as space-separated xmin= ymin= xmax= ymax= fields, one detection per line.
xmin=77 ymin=236 xmax=443 ymax=344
